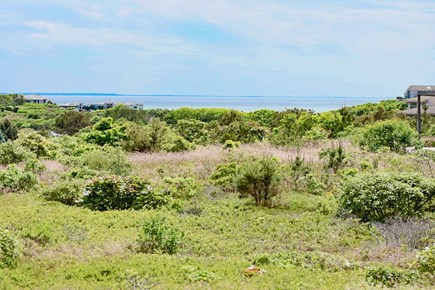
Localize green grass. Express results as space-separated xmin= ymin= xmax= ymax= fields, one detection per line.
xmin=0 ymin=189 xmax=377 ymax=289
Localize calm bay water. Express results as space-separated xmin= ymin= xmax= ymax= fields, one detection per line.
xmin=37 ymin=94 xmax=388 ymax=112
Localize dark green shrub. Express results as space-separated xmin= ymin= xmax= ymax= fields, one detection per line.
xmin=338 ymin=173 xmax=435 ymax=222
xmin=0 ymin=229 xmax=21 ymax=268
xmin=138 ymin=216 xmax=183 ymax=254
xmin=55 ymin=110 xmax=92 ymax=135
xmin=0 ymin=165 xmax=37 ymax=193
xmin=236 ymin=154 xmax=281 ymax=207
xmin=0 ymin=118 xmax=18 ymax=141
xmin=83 ymin=176 xmax=168 ymax=211
xmin=360 ymin=120 xmax=417 ymax=152
xmin=0 ymin=142 xmax=32 ymax=165
xmin=41 ymin=179 xmax=84 ymax=206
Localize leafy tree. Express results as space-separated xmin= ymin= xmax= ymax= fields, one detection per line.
xmin=85 ymin=117 xmax=127 ymax=146
xmin=360 ymin=119 xmax=417 ymax=152
xmin=219 ymin=120 xmax=267 ymax=143
xmin=175 ymin=119 xmax=210 ymax=145
xmin=55 ymin=110 xmax=92 ymax=134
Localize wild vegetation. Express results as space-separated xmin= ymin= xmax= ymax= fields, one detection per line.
xmin=1 ymin=94 xmax=435 ymax=289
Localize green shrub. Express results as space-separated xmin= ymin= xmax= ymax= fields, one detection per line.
xmin=55 ymin=110 xmax=92 ymax=135
xmin=0 ymin=229 xmax=21 ymax=269
xmin=416 ymin=243 xmax=435 ymax=276
xmin=302 ymin=174 xmax=325 ymax=195
xmin=360 ymin=120 xmax=417 ymax=152
xmin=24 ymin=158 xmax=46 ymax=174
xmin=79 ymin=146 xmax=131 ymax=176
xmin=17 ymin=132 xmax=56 ymax=158
xmin=366 ymin=266 xmax=418 ymax=288
xmin=0 ymin=142 xmax=32 ymax=165
xmin=210 ymin=162 xmax=238 ymax=192
xmin=138 ymin=215 xmax=183 ymax=255
xmin=319 ymin=143 xmax=348 ymax=173
xmin=0 ymin=165 xmax=37 ymax=193
xmin=123 ymin=120 xmax=194 ymax=153
xmin=176 ymin=119 xmax=210 ymax=145
xmin=41 ymin=179 xmax=84 ymax=206
xmin=84 ymin=117 xmax=127 ymax=146
xmin=162 ymin=177 xmax=200 ymax=199
xmin=338 ymin=172 xmax=435 ymax=222
xmin=0 ymin=118 xmax=18 ymax=141
xmin=236 ymin=154 xmax=281 ymax=207
xmin=83 ymin=176 xmax=168 ymax=211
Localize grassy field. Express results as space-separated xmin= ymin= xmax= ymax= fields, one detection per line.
xmin=1 ymin=142 xmax=433 ymax=289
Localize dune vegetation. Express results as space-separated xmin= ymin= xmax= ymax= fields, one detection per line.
xmin=1 ymin=95 xmax=435 ymax=289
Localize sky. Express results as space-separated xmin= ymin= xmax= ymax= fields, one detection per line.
xmin=1 ymin=0 xmax=435 ymax=97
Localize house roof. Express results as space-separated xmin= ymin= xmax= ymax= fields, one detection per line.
xmin=24 ymin=95 xmax=48 ymax=100
xmin=404 ymin=96 xmax=435 ymax=104
xmin=402 ymin=105 xmax=435 ymax=116
xmin=406 ymin=85 xmax=435 ymax=92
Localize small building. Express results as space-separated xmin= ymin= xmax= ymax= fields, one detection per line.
xmin=404 ymin=85 xmax=435 ymax=99
xmin=124 ymin=102 xmax=144 ymax=110
xmin=24 ymin=95 xmax=50 ymax=104
xmin=401 ymin=86 xmax=435 ymax=116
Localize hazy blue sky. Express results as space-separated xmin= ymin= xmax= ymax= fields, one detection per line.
xmin=1 ymin=0 xmax=434 ymax=96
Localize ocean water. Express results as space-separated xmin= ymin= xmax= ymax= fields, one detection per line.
xmin=36 ymin=94 xmax=389 ymax=112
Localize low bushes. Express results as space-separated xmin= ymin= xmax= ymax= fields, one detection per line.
xmin=0 ymin=229 xmax=21 ymax=269
xmin=138 ymin=215 xmax=183 ymax=255
xmin=0 ymin=165 xmax=37 ymax=193
xmin=0 ymin=142 xmax=32 ymax=165
xmin=338 ymin=172 xmax=435 ymax=222
xmin=41 ymin=179 xmax=84 ymax=206
xmin=83 ymin=176 xmax=168 ymax=211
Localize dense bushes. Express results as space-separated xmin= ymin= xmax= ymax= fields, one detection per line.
xmin=360 ymin=119 xmax=417 ymax=152
xmin=83 ymin=176 xmax=168 ymax=211
xmin=41 ymin=179 xmax=84 ymax=205
xmin=0 ymin=165 xmax=37 ymax=193
xmin=0 ymin=229 xmax=21 ymax=269
xmin=123 ymin=120 xmax=194 ymax=153
xmin=338 ymin=172 xmax=435 ymax=222
xmin=236 ymin=154 xmax=281 ymax=207
xmin=0 ymin=142 xmax=31 ymax=165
